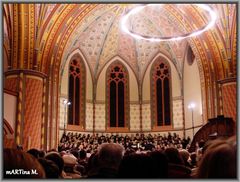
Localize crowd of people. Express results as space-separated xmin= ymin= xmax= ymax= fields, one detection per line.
xmin=3 ymin=132 xmax=237 ymax=179
xmin=58 ymin=132 xmax=192 ymax=154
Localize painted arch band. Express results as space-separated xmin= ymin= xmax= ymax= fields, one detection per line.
xmin=121 ymin=4 xmax=217 ymax=42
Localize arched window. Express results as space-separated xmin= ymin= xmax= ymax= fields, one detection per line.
xmin=151 ymin=58 xmax=172 ymax=128
xmin=68 ymin=55 xmax=86 ymax=128
xmin=106 ymin=62 xmax=129 ymax=129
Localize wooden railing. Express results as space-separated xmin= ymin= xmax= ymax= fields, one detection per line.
xmin=189 ymin=115 xmax=235 ymax=152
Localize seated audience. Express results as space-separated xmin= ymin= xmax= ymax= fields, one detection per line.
xmin=3 ymin=132 xmax=236 ymax=179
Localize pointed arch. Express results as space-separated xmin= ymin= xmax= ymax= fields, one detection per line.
xmin=106 ymin=60 xmax=130 ymax=130
xmin=151 ymin=56 xmax=173 ymax=130
xmin=67 ymin=53 xmax=86 ymax=129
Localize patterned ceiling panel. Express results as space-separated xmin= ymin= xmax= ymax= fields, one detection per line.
xmin=168 ymin=40 xmax=188 ymax=73
xmin=61 ymin=5 xmax=110 ymax=60
xmin=117 ymin=26 xmax=138 ymax=76
xmin=78 ymin=11 xmax=116 ymax=73
xmin=97 ymin=12 xmax=120 ymax=74
xmin=56 ymin=4 xmax=236 ymax=81
xmin=132 ymin=13 xmax=166 ymax=74
xmin=60 ymin=4 xmax=186 ymax=79
xmin=140 ymin=5 xmax=183 ymax=37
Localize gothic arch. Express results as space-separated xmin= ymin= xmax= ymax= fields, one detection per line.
xmin=106 ymin=60 xmax=130 ymax=131
xmin=67 ymin=55 xmax=86 ymax=128
xmin=150 ymin=56 xmax=173 ymax=130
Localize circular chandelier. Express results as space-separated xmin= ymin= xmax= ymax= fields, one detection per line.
xmin=120 ymin=4 xmax=217 ymax=42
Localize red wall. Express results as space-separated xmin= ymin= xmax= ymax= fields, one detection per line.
xmin=222 ymin=83 xmax=236 ymax=122
xmin=23 ymin=77 xmax=43 ymax=150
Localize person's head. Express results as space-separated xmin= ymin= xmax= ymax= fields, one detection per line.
xmin=79 ymin=149 xmax=87 ymax=160
xmin=179 ymin=149 xmax=190 ymax=166
xmin=70 ymin=150 xmax=79 ymax=159
xmin=87 ymin=152 xmax=99 ymax=175
xmin=165 ymin=147 xmax=184 ymax=165
xmin=45 ymin=152 xmax=64 ymax=176
xmin=149 ymin=150 xmax=168 ymax=178
xmin=39 ymin=150 xmax=46 ymax=158
xmin=38 ymin=158 xmax=60 ymax=178
xmin=118 ymin=152 xmax=154 ymax=178
xmin=27 ymin=148 xmax=40 ymax=159
xmin=4 ymin=148 xmax=45 ymax=178
xmin=97 ymin=143 xmax=124 ymax=170
xmin=62 ymin=154 xmax=79 ymax=174
xmin=62 ymin=154 xmax=78 ymax=168
xmin=197 ymin=136 xmax=236 ymax=178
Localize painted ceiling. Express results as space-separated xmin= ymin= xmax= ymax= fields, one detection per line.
xmin=61 ymin=4 xmax=189 ymax=80
xmin=3 ymin=4 xmax=237 ymax=82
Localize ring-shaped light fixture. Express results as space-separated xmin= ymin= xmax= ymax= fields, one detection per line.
xmin=121 ymin=4 xmax=217 ymax=42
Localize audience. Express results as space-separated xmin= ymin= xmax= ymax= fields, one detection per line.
xmin=3 ymin=132 xmax=237 ymax=179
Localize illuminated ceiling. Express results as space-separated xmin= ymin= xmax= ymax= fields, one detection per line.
xmin=3 ymin=4 xmax=237 ymax=81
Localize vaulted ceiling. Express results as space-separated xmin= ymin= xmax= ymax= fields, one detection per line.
xmin=3 ymin=4 xmax=237 ymax=82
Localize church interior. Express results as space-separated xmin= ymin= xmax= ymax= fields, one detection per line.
xmin=3 ymin=3 xmax=237 ymax=179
